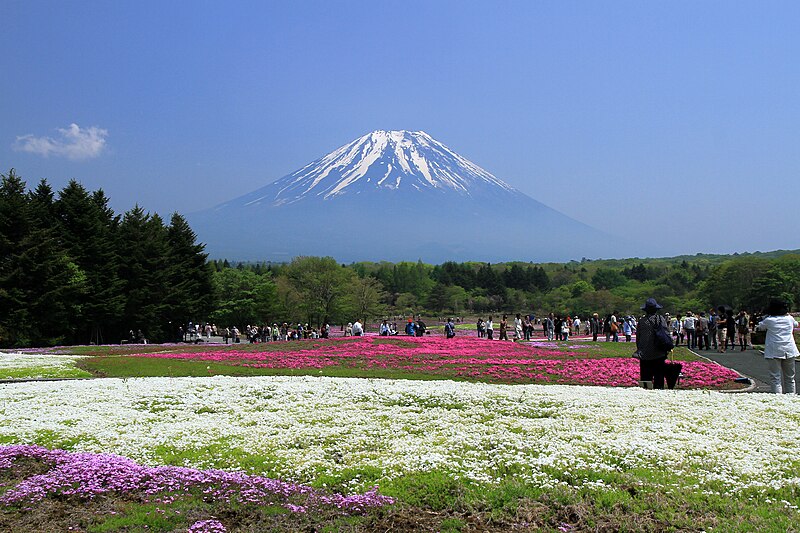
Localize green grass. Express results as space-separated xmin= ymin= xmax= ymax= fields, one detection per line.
xmin=0 ymin=366 xmax=93 ymax=379
xmin=76 ymin=356 xmax=463 ymax=382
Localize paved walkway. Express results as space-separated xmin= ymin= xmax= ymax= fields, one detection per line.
xmin=688 ymin=346 xmax=798 ymax=393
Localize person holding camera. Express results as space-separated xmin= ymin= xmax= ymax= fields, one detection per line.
xmin=756 ymin=299 xmax=798 ymax=394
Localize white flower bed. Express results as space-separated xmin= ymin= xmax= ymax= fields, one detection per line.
xmin=0 ymin=376 xmax=798 ymax=494
xmin=0 ymin=352 xmax=89 ymax=379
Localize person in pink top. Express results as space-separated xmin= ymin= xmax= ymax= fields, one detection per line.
xmin=756 ymin=299 xmax=799 ymax=394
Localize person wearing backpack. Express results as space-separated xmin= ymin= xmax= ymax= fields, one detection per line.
xmin=445 ymin=318 xmax=456 ymax=339
xmin=635 ymin=298 xmax=672 ymax=389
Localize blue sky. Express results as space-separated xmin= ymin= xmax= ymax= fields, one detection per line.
xmin=2 ymin=1 xmax=799 ymax=257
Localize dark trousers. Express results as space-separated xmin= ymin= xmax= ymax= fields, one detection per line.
xmin=697 ymin=331 xmax=708 ymax=350
xmin=685 ymin=329 xmax=695 ymax=349
xmin=640 ymin=356 xmax=668 ymax=389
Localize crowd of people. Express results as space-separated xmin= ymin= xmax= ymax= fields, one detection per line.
xmin=175 ymin=298 xmax=797 ymax=395
xmin=473 ymin=313 xmax=637 ymax=343
xmin=667 ymin=308 xmax=758 ymax=353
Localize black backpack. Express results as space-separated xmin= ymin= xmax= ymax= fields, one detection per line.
xmin=652 ymin=315 xmax=674 ymax=353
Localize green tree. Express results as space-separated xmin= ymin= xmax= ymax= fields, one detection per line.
xmin=210 ymin=268 xmax=277 ymax=327
xmin=0 ymin=170 xmax=85 ymax=346
xmin=591 ymin=268 xmax=627 ymax=290
xmin=165 ymin=213 xmax=215 ymax=337
xmin=348 ymin=276 xmax=388 ymax=323
xmin=117 ymin=206 xmax=171 ymax=341
xmin=284 ymin=256 xmax=353 ymax=325
xmin=701 ymin=257 xmax=771 ymax=309
xmin=56 ymin=181 xmax=125 ymax=343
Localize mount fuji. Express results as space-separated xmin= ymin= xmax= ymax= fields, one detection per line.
xmin=189 ymin=130 xmax=615 ymax=263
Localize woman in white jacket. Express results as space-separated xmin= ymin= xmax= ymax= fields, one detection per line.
xmin=757 ymin=299 xmax=799 ymax=394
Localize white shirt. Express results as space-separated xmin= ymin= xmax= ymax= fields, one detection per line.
xmin=486 ymin=320 xmax=494 ymax=330
xmin=683 ymin=316 xmax=696 ymax=329
xmin=352 ymin=321 xmax=363 ymax=335
xmin=757 ymin=315 xmax=799 ymax=359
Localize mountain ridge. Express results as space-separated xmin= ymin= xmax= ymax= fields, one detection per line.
xmin=189 ymin=130 xmax=628 ymax=263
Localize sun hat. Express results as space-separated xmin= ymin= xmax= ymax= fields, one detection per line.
xmin=641 ymin=297 xmax=663 ymax=311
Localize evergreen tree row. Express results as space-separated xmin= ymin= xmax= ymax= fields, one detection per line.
xmin=0 ymin=169 xmax=213 ymax=347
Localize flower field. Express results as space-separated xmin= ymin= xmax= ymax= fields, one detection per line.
xmin=0 ymin=353 xmax=92 ymax=379
xmin=70 ymin=336 xmax=743 ymax=389
xmin=1 ymin=337 xmax=796 ymax=531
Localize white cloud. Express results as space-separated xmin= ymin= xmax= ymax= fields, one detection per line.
xmin=13 ymin=123 xmax=108 ymax=160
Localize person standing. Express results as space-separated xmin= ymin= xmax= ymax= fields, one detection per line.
xmin=716 ymin=307 xmax=728 ymax=353
xmin=523 ymin=315 xmax=532 ymax=341
xmin=476 ymin=318 xmax=485 ymax=338
xmin=514 ymin=314 xmax=523 ymax=340
xmin=683 ymin=312 xmax=696 ymax=349
xmin=610 ymin=312 xmax=619 ymax=342
xmin=707 ymin=309 xmax=718 ymax=351
xmin=499 ymin=315 xmax=509 ymax=341
xmin=486 ymin=316 xmax=494 ymax=340
xmin=737 ymin=310 xmax=751 ymax=351
xmin=695 ymin=313 xmax=708 ymax=350
xmin=622 ymin=316 xmax=635 ymax=342
xmin=635 ymin=298 xmax=672 ymax=389
xmin=672 ymin=314 xmax=683 ymax=346
xmin=415 ymin=317 xmax=426 ymax=337
xmin=560 ymin=317 xmax=570 ymax=342
xmin=445 ymin=318 xmax=456 ymax=339
xmin=591 ymin=313 xmax=600 ymax=342
xmin=756 ymin=299 xmax=799 ymax=394
xmin=544 ymin=314 xmax=554 ymax=341
xmin=726 ymin=310 xmax=737 ymax=351
xmin=352 ymin=319 xmax=364 ymax=337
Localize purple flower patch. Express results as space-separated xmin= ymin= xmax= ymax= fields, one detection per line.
xmin=0 ymin=445 xmax=393 ymax=516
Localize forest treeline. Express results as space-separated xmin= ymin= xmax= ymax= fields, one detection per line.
xmin=3 ymin=169 xmax=800 ymax=346
xmin=210 ymin=250 xmax=800 ymax=329
xmin=0 ymin=170 xmax=212 ymax=347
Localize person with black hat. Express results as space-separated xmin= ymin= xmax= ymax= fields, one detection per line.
xmin=635 ymin=297 xmax=672 ymax=389
xmin=756 ymin=298 xmax=799 ymax=394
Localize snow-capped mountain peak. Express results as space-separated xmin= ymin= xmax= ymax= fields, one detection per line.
xmin=248 ymin=130 xmax=516 ymax=206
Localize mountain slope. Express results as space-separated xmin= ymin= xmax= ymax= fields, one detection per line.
xmin=189 ymin=130 xmax=621 ymax=263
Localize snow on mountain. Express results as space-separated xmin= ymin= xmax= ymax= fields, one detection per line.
xmin=230 ymin=130 xmax=516 ymax=208
xmin=190 ymin=130 xmax=624 ymax=263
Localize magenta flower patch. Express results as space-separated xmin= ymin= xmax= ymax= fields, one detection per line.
xmin=130 ymin=336 xmax=741 ymax=388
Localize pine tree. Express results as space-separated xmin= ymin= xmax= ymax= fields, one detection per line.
xmin=164 ymin=213 xmax=214 ymax=339
xmin=56 ymin=181 xmax=125 ymax=343
xmin=0 ymin=170 xmax=84 ymax=346
xmin=118 ymin=206 xmax=170 ymax=342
